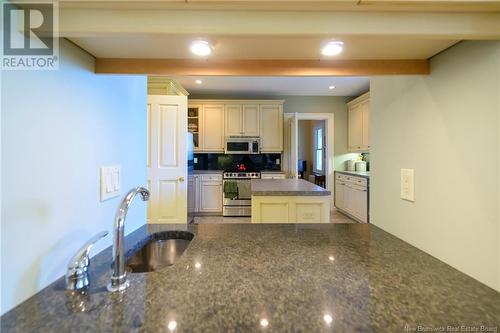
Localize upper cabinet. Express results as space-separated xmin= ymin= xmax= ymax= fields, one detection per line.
xmin=260 ymin=104 xmax=284 ymax=152
xmin=201 ymin=104 xmax=225 ymax=152
xmin=190 ymin=100 xmax=284 ymax=153
xmin=225 ymin=104 xmax=261 ymax=137
xmin=225 ymin=104 xmax=243 ymax=136
xmin=347 ymin=92 xmax=370 ymax=152
xmin=242 ymin=105 xmax=260 ymax=136
xmin=188 ymin=105 xmax=202 ymax=150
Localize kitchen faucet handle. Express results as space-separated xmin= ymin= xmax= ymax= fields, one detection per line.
xmin=66 ymin=231 xmax=108 ymax=290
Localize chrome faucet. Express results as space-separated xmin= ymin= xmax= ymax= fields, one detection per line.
xmin=107 ymin=186 xmax=150 ymax=292
xmin=66 ymin=231 xmax=108 ymax=291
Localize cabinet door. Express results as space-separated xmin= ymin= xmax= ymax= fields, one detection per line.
xmin=225 ymin=104 xmax=242 ymax=136
xmin=188 ymin=105 xmax=201 ymax=151
xmin=351 ymin=185 xmax=368 ymax=223
xmin=188 ymin=175 xmax=198 ymax=213
xmin=361 ymin=100 xmax=370 ymax=150
xmin=348 ymin=104 xmax=363 ymax=151
xmin=199 ymin=181 xmax=223 ymax=212
xmin=242 ymin=104 xmax=260 ymax=136
xmin=202 ymin=104 xmax=225 ymax=152
xmin=260 ymin=104 xmax=283 ymax=152
xmin=344 ymin=184 xmax=354 ymax=215
xmin=335 ymin=180 xmax=345 ymax=210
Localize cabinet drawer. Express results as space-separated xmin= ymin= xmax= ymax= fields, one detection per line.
xmin=350 ymin=176 xmax=368 ymax=187
xmin=261 ymin=173 xmax=286 ymax=180
xmin=336 ymin=174 xmax=350 ymax=182
xmin=200 ymin=174 xmax=222 ymax=181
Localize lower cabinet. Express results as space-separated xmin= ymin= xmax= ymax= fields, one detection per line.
xmin=335 ymin=173 xmax=369 ymax=223
xmin=188 ymin=173 xmax=223 ymax=214
xmin=252 ymin=196 xmax=330 ymax=223
xmin=188 ymin=175 xmax=199 ymax=213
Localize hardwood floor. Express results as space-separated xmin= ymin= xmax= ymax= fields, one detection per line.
xmin=193 ymin=208 xmax=356 ymax=224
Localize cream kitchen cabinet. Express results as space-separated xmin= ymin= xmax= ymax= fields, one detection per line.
xmin=335 ymin=172 xmax=369 ymax=223
xmin=189 ymin=173 xmax=223 ymax=214
xmin=260 ymin=104 xmax=284 ymax=152
xmin=188 ymin=174 xmax=199 ymax=212
xmin=190 ymin=99 xmax=284 ymax=153
xmin=201 ymin=104 xmax=225 ymax=152
xmin=225 ymin=104 xmax=260 ymax=136
xmin=347 ymin=92 xmax=370 ymax=152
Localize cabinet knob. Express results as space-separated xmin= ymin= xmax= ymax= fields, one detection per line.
xmin=178 ymin=176 xmax=185 ymax=182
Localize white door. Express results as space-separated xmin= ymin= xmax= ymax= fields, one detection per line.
xmin=289 ymin=113 xmax=298 ymax=179
xmin=147 ymin=95 xmax=188 ymax=224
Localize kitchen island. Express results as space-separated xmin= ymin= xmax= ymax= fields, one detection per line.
xmin=251 ymin=178 xmax=331 ymax=223
xmin=2 ymin=223 xmax=499 ymax=332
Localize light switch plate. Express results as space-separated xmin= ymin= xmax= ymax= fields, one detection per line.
xmin=100 ymin=166 xmax=121 ymax=201
xmin=400 ymin=169 xmax=415 ymax=202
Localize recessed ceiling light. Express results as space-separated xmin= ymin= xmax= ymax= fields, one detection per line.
xmin=323 ymin=314 xmax=333 ymax=325
xmin=260 ymin=319 xmax=269 ymax=327
xmin=321 ymin=41 xmax=344 ymax=56
xmin=195 ymin=79 xmax=203 ymax=84
xmin=190 ymin=40 xmax=212 ymax=56
xmin=328 ymin=85 xmax=335 ymax=90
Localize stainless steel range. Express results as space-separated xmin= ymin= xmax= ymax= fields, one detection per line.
xmin=222 ymin=171 xmax=261 ymax=217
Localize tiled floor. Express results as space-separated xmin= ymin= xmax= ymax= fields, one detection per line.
xmin=193 ymin=208 xmax=356 ymax=224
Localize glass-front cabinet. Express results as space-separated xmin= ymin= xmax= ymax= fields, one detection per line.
xmin=188 ymin=105 xmax=201 ymax=150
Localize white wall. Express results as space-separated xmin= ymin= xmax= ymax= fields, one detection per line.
xmin=1 ymin=39 xmax=147 ymax=314
xmin=370 ymin=41 xmax=500 ymax=291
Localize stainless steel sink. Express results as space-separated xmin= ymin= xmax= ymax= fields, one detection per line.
xmin=125 ymin=231 xmax=194 ymax=273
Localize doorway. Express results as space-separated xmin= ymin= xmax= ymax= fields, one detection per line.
xmin=285 ymin=112 xmax=335 ymax=208
xmin=296 ymin=119 xmax=327 ymax=188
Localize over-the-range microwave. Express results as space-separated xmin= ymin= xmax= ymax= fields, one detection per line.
xmin=225 ymin=136 xmax=260 ymax=154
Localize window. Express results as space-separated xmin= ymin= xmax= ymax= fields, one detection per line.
xmin=314 ymin=127 xmax=324 ymax=173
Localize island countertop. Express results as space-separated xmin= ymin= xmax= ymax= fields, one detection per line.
xmin=2 ymin=223 xmax=499 ymax=333
xmin=251 ymin=178 xmax=331 ymax=196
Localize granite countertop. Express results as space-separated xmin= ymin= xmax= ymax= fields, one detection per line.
xmin=2 ymin=224 xmax=499 ymax=332
xmin=252 ymin=179 xmax=331 ymax=196
xmin=335 ymin=170 xmax=370 ymax=178
xmin=192 ymin=170 xmax=223 ymax=174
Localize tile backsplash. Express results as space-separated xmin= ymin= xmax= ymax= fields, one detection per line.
xmin=194 ymin=153 xmax=282 ymax=171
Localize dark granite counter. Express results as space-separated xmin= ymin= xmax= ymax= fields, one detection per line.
xmin=2 ymin=223 xmax=499 ymax=332
xmin=192 ymin=170 xmax=223 ymax=174
xmin=252 ymin=179 xmax=331 ymax=196
xmin=335 ymin=170 xmax=370 ymax=178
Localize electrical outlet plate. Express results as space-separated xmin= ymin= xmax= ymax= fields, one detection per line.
xmin=100 ymin=166 xmax=121 ymax=201
xmin=400 ymin=169 xmax=415 ymax=202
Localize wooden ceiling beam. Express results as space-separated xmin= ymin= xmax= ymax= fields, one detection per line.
xmin=95 ymin=58 xmax=430 ymax=76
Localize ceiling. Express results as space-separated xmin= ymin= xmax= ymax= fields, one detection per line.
xmin=71 ymin=34 xmax=458 ymax=60
xmin=174 ymin=76 xmax=369 ymax=97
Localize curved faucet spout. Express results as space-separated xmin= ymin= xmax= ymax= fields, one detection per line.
xmin=107 ymin=186 xmax=150 ymax=292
